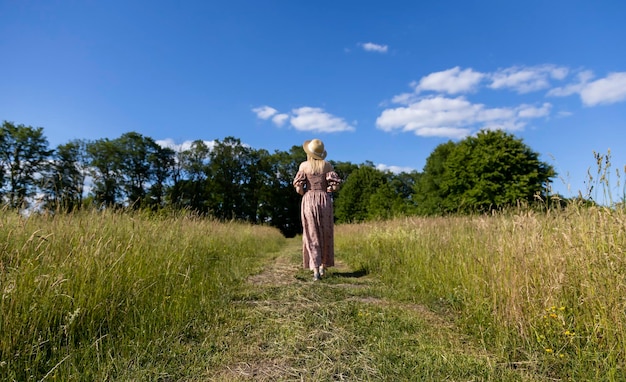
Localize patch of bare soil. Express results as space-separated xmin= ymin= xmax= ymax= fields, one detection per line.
xmin=247 ymin=251 xmax=300 ymax=287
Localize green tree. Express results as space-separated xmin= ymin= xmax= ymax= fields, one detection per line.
xmin=334 ymin=164 xmax=386 ymax=223
xmin=116 ymin=132 xmax=163 ymax=208
xmin=441 ymin=129 xmax=555 ymax=212
xmin=385 ymin=170 xmax=421 ymax=216
xmin=146 ymin=144 xmax=175 ymax=209
xmin=340 ymin=168 xmax=420 ymax=221
xmin=86 ymin=138 xmax=123 ymax=207
xmin=86 ymin=132 xmax=175 ymax=210
xmin=246 ymin=150 xmax=271 ymax=224
xmin=169 ymin=139 xmax=212 ymax=212
xmin=367 ymin=182 xmax=397 ymax=220
xmin=414 ymin=140 xmax=458 ymax=215
xmin=42 ymin=139 xmax=88 ymax=211
xmin=0 ymin=121 xmax=52 ymax=208
xmin=260 ymin=145 xmax=306 ymax=237
xmin=328 ymin=160 xmax=358 ymax=207
xmin=207 ymin=136 xmax=255 ymax=220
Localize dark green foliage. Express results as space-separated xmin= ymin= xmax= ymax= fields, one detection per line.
xmin=207 ymin=136 xmax=257 ymax=220
xmin=256 ymin=145 xmax=306 ymax=237
xmin=117 ymin=132 xmax=164 ymax=208
xmin=335 ymin=163 xmax=420 ymax=223
xmin=86 ymin=132 xmax=176 ymax=209
xmin=42 ymin=139 xmax=88 ymax=211
xmin=386 ymin=170 xmax=421 ymax=215
xmin=169 ymin=139 xmax=212 ymax=212
xmin=0 ymin=121 xmax=52 ymax=208
xmin=0 ymin=118 xmax=560 ymax=229
xmin=367 ymin=182 xmax=397 ymax=220
xmin=416 ymin=130 xmax=556 ymax=214
xmin=86 ymin=138 xmax=124 ymax=207
xmin=335 ymin=164 xmax=387 ymax=223
xmin=414 ymin=140 xmax=457 ymax=215
xmin=146 ymin=144 xmax=176 ymax=209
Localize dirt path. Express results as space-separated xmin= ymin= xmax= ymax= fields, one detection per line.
xmin=247 ymin=238 xmax=307 ymax=287
xmin=205 ymin=238 xmax=533 ymax=381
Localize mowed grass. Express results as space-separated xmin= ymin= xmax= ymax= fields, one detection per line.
xmin=204 ymin=239 xmax=532 ymax=381
xmin=335 ymin=204 xmax=626 ymax=381
xmin=4 ymin=204 xmax=625 ymax=381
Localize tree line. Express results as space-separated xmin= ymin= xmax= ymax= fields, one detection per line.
xmin=1 ymin=120 xmax=556 ymax=237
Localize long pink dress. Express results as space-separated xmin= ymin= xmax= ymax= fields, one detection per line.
xmin=293 ymin=167 xmax=342 ymax=270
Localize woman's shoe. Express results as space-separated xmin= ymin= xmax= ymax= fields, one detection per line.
xmin=314 ymin=267 xmax=321 ymax=281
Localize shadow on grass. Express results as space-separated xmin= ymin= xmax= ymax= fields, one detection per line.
xmin=294 ymin=268 xmax=368 ymax=282
xmin=333 ymin=269 xmax=368 ymax=278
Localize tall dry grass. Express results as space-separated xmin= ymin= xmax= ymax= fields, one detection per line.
xmin=335 ymin=204 xmax=626 ymax=379
xmin=0 ymin=209 xmax=284 ymax=381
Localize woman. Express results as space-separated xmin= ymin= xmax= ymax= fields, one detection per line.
xmin=293 ymin=139 xmax=342 ymax=281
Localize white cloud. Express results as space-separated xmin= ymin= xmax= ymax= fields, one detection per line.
xmin=377 ymin=64 xmax=626 ymax=141
xmin=272 ymin=113 xmax=289 ymax=126
xmin=390 ymin=92 xmax=416 ymax=105
xmin=376 ymin=164 xmax=415 ymax=174
xmin=252 ymin=105 xmax=278 ymax=120
xmin=156 ymin=138 xmax=177 ymax=149
xmin=416 ymin=126 xmax=471 ymax=139
xmin=556 ymin=110 xmax=573 ymax=118
xmin=547 ymin=70 xmax=594 ymax=97
xmin=396 ymin=64 xmax=571 ymax=100
xmin=517 ymin=103 xmax=552 ymax=118
xmin=481 ymin=120 xmax=527 ymax=132
xmin=386 ymin=64 xmax=562 ymax=106
xmin=475 ymin=107 xmax=515 ymax=122
xmin=252 ymin=105 xmax=289 ymax=126
xmin=547 ymin=71 xmax=626 ymax=106
xmin=414 ymin=66 xmax=485 ymax=95
xmin=489 ymin=65 xmax=569 ymax=93
xmin=290 ymin=107 xmax=356 ymax=133
xmin=376 ymin=95 xmax=549 ymax=139
xmin=375 ymin=64 xmax=580 ymax=139
xmin=360 ymin=42 xmax=388 ymax=53
xmin=376 ymin=96 xmax=480 ymax=138
xmin=156 ymin=138 xmax=189 ymax=151
xmin=580 ymin=72 xmax=626 ymax=106
xmin=253 ymin=105 xmax=355 ymax=133
xmin=156 ymin=139 xmax=215 ymax=152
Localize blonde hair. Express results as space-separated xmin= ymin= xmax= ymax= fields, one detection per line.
xmin=307 ymin=156 xmax=326 ymax=175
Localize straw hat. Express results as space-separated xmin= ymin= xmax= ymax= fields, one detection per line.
xmin=303 ymin=139 xmax=327 ymax=160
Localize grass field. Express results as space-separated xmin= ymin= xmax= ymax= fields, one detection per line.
xmin=0 ymin=210 xmax=284 ymax=381
xmin=2 ymin=204 xmax=625 ymax=380
xmin=335 ymin=204 xmax=626 ymax=380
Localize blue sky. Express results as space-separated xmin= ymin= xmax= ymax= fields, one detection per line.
xmin=2 ymin=1 xmax=625 ymax=201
